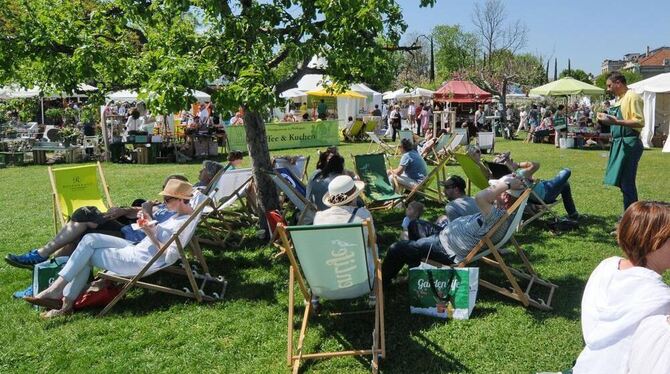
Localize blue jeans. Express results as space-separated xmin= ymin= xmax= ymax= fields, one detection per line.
xmin=538 ymin=168 xmax=577 ymax=216
xmin=619 ymin=141 xmax=643 ymax=212
xmin=381 ymin=235 xmax=454 ymax=288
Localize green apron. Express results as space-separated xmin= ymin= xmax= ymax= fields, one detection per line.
xmin=603 ymin=105 xmax=642 ymax=186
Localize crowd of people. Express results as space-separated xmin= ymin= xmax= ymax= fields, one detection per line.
xmin=6 ymin=71 xmax=664 ymax=372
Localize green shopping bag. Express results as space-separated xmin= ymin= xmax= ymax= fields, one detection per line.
xmin=408 ymin=262 xmax=479 ymax=320
xmin=32 ymin=256 xmax=69 ymax=295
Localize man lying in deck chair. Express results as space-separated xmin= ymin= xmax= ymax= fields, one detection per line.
xmin=381 ymin=176 xmax=525 ymax=288
xmin=387 ymin=138 xmax=428 ymax=193
xmin=496 ymin=154 xmax=581 ymax=223
xmin=24 ymin=179 xmax=199 ymax=318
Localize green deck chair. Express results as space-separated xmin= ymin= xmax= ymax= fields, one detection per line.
xmin=48 ymin=161 xmax=113 ymax=233
xmin=344 ymin=120 xmax=365 ymax=141
xmin=453 ymin=152 xmax=490 ymax=195
xmin=277 ymin=220 xmax=385 ymax=373
xmin=352 ymin=153 xmax=404 ymax=210
xmin=423 ymin=133 xmax=453 ymax=165
xmin=363 ymin=117 xmax=379 ymax=134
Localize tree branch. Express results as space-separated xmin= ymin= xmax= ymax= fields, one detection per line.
xmin=275 ymin=56 xmax=326 ymax=94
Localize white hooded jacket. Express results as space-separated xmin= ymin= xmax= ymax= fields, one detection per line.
xmin=573 ymin=256 xmax=670 ymax=373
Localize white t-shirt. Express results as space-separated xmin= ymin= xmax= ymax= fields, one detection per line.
xmin=573 ymin=257 xmax=670 ymax=373
xmin=407 ymin=105 xmax=415 ymax=117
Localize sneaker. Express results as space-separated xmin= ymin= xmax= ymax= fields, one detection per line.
xmin=4 ymin=249 xmax=47 ymax=269
xmin=12 ymin=285 xmax=34 ymax=299
xmin=566 ymin=213 xmax=586 ymax=221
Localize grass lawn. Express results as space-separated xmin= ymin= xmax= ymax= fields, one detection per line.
xmin=1 ymin=136 xmax=669 ymax=373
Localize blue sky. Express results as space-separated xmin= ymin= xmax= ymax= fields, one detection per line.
xmin=399 ymin=0 xmax=670 ymax=75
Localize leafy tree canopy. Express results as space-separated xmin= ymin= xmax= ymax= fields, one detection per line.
xmin=1 ymin=0 xmax=436 ymax=113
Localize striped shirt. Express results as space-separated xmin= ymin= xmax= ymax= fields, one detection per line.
xmin=438 ymin=207 xmax=510 ymax=263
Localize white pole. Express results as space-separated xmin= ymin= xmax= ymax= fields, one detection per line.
xmin=40 ymin=97 xmax=45 ymax=124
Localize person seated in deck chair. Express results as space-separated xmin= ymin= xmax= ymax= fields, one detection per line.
xmin=227 ymin=150 xmax=244 ymax=169
xmin=307 ymin=153 xmax=346 ymax=212
xmin=572 ymin=201 xmax=670 ymax=373
xmin=497 ymin=155 xmax=580 ymax=220
xmin=381 ymin=176 xmax=525 ymax=288
xmin=194 ymin=160 xmax=224 ymax=188
xmin=24 ymin=179 xmax=198 ymax=318
xmin=436 ymin=175 xmax=480 ymax=224
xmin=6 ymin=175 xmax=206 ymax=298
xmin=388 ymin=138 xmax=427 ymax=192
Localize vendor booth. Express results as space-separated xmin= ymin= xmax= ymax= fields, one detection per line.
xmin=434 ymin=80 xmax=492 ymax=132
xmin=629 ymin=72 xmax=670 ymax=150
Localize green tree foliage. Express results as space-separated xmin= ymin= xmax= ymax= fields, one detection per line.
xmin=432 ymin=25 xmax=478 ymax=81
xmin=0 ymin=0 xmax=432 ymax=217
xmin=559 ymin=68 xmax=592 ymax=83
xmin=594 ymin=70 xmax=643 ymax=89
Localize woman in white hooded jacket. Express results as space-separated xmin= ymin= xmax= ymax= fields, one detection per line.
xmin=573 ymin=201 xmax=670 ymax=373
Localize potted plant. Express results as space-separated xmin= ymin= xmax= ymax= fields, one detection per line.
xmin=57 ymin=126 xmax=81 ymax=147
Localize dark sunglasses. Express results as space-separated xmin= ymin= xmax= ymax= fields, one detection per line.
xmin=163 ymin=196 xmax=177 ymax=203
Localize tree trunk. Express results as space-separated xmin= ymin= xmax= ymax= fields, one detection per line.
xmin=500 ymin=77 xmax=508 ymax=127
xmin=243 ymin=110 xmax=279 ymax=233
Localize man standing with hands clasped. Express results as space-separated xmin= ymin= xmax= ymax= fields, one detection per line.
xmin=599 ymin=71 xmax=644 ymax=217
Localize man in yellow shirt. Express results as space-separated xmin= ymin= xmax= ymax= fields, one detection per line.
xmin=599 ymin=71 xmax=644 ymax=213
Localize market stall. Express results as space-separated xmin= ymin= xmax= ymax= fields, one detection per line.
xmin=629 ymin=72 xmax=670 ymax=150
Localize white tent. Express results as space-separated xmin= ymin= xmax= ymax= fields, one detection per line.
xmin=106 ymin=89 xmax=211 ymax=103
xmin=285 ymin=73 xmax=376 ymax=126
xmin=629 ymin=72 xmax=670 ymax=150
xmin=382 ymin=87 xmax=434 ymax=101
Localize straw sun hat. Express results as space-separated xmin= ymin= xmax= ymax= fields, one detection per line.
xmin=322 ymin=175 xmax=365 ymax=207
xmin=159 ymin=179 xmax=193 ymax=200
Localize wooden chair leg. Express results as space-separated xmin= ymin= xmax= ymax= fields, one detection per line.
xmin=288 ymin=266 xmax=295 ymax=367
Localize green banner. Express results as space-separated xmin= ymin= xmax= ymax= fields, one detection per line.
xmin=226 ymin=120 xmax=340 ymax=151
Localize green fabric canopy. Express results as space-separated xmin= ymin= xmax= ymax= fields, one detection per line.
xmin=529 ymin=77 xmax=604 ymax=96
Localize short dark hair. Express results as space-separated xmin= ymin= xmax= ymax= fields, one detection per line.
xmin=557 ymin=104 xmax=565 ymax=111
xmin=607 ymin=71 xmax=627 ymax=85
xmin=227 ymin=150 xmax=244 ymax=162
xmin=443 ymin=175 xmax=466 ymax=193
xmin=400 ymin=138 xmax=414 ymax=151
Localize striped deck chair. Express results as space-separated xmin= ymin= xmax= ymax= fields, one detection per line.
xmin=98 ymin=197 xmax=227 ymax=316
xmin=48 ymin=162 xmax=113 ymax=234
xmin=366 ymin=132 xmax=394 ymax=156
xmin=277 ymin=220 xmax=385 ymax=373
xmin=352 ymin=153 xmax=404 ymax=210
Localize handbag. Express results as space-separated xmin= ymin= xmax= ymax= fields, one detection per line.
xmin=408 ymin=263 xmax=479 ymax=320
xmin=32 ymin=256 xmax=70 ymax=296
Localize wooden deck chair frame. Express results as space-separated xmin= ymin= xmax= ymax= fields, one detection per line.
xmin=403 ymin=156 xmax=449 ymax=205
xmin=351 ymin=153 xmax=404 ymax=211
xmin=98 ymin=197 xmax=227 ymax=316
xmin=477 ymin=131 xmax=495 ymax=154
xmin=265 ymin=169 xmax=317 ymax=225
xmin=199 ymin=168 xmax=254 ymax=247
xmin=48 ymin=161 xmax=113 ymax=234
xmin=343 ymin=120 xmax=365 ymax=141
xmin=456 ymin=189 xmax=557 ymax=310
xmin=365 ymin=132 xmax=394 ymax=156
xmin=277 ymin=220 xmax=385 ymax=373
xmin=518 ymin=185 xmax=561 ymax=229
xmin=273 ymin=155 xmax=311 ymax=182
xmin=424 ymin=133 xmax=454 ymax=165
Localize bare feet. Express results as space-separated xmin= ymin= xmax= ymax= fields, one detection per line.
xmin=40 ymin=308 xmax=72 ymax=319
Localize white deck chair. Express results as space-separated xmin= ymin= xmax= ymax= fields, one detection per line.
xmin=98 ymin=197 xmax=227 ymax=316
xmin=453 ymin=128 xmax=468 ymax=145
xmin=273 ymin=156 xmax=311 ymax=181
xmin=366 ymin=132 xmax=394 ymax=156
xmin=204 ymin=168 xmax=254 ymax=214
xmin=458 ymin=189 xmax=557 ymax=310
xmin=446 ymin=133 xmax=466 ymax=153
xmin=477 ymin=132 xmax=495 ymax=154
